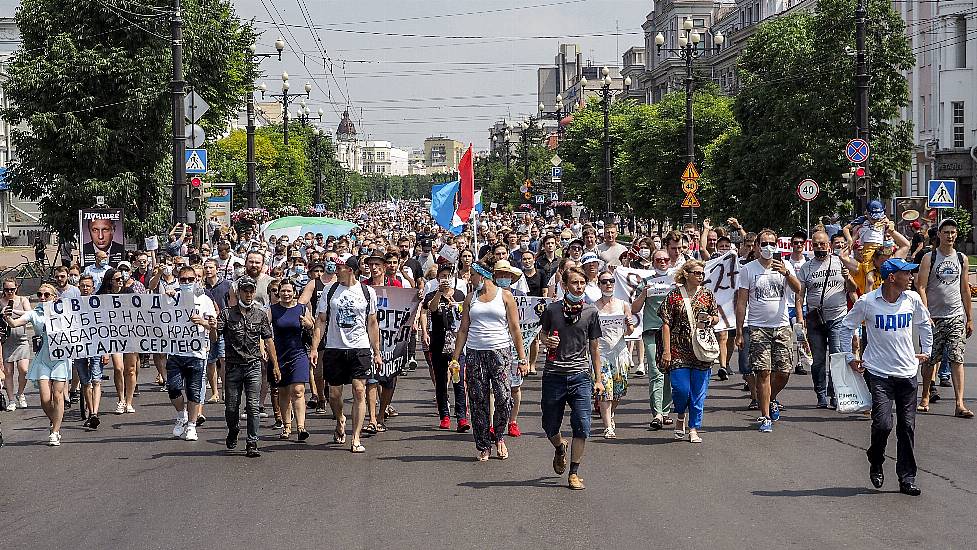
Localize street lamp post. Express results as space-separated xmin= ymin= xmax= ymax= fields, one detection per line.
xmin=246 ymin=38 xmax=284 ymax=209
xmin=656 ymin=19 xmax=724 ymax=223
xmin=311 ymin=127 xmax=324 ymax=206
xmin=581 ymin=69 xmax=631 ymax=221
xmin=267 ymin=72 xmax=312 ymax=146
xmin=296 ymin=102 xmax=324 ymax=127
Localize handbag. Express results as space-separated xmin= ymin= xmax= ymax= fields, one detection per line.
xmin=804 ymin=257 xmax=832 ymax=330
xmin=678 ymin=286 xmax=720 ymax=363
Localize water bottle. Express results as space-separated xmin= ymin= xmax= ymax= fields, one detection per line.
xmin=450 ymin=362 xmax=460 ymax=384
xmin=546 ymin=330 xmax=559 ymax=362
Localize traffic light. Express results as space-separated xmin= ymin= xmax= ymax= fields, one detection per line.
xmin=853 ymin=166 xmax=869 ymax=198
xmin=188 ymin=176 xmax=203 ymax=210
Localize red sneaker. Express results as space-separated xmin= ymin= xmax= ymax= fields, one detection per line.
xmin=457 ymin=418 xmax=471 ymax=433
xmin=508 ymin=421 xmax=521 ymax=437
xmin=439 ymin=417 xmax=451 ymax=430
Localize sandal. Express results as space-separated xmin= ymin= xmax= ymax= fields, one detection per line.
xmin=916 ymin=404 xmax=930 ymax=413
xmin=385 ymin=405 xmax=399 ymax=418
xmin=954 ymin=408 xmax=975 ymax=419
xmin=363 ymin=424 xmax=378 ymax=435
xmin=649 ymin=417 xmax=663 ymax=430
xmin=496 ymin=441 xmax=509 ymax=460
xmin=350 ymin=442 xmax=366 ymax=453
xmin=375 ymin=423 xmax=387 ymax=433
xmin=279 ymin=424 xmax=291 ymax=440
xmin=689 ymin=431 xmax=703 ymax=444
xmin=297 ymin=427 xmax=310 ymax=442
xmin=662 ymin=416 xmax=674 ymax=426
xmin=477 ymin=450 xmax=490 ymax=462
xmin=333 ymin=423 xmax=346 ymax=444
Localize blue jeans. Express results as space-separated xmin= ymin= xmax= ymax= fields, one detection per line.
xmin=670 ymin=367 xmax=710 ymax=429
xmin=541 ymin=370 xmax=593 ymax=440
xmin=737 ymin=327 xmax=752 ymax=375
xmin=166 ymin=355 xmax=205 ymax=403
xmin=807 ymin=317 xmax=844 ymax=399
xmin=73 ymin=357 xmax=103 ymax=385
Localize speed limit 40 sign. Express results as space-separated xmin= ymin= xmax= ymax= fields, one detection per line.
xmin=796 ymin=179 xmax=819 ymax=202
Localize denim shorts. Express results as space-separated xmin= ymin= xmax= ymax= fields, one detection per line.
xmin=166 ymin=355 xmax=206 ymax=403
xmin=207 ymin=336 xmax=225 ymax=363
xmin=73 ymin=357 xmax=104 ymax=385
xmin=540 ymin=370 xmax=593 ymax=439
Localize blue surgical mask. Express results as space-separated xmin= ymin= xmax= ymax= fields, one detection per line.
xmin=495 ymin=277 xmax=512 ymax=289
xmin=179 ymin=283 xmax=194 ymax=293
xmin=293 ymin=266 xmax=306 ymax=275
xmin=324 ymin=261 xmax=337 ymax=274
xmin=564 ymin=291 xmax=584 ymax=303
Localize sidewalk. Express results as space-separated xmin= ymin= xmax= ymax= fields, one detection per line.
xmin=0 ymin=245 xmax=58 ymax=270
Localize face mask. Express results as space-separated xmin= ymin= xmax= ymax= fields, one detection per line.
xmin=882 ymin=240 xmax=894 ymax=249
xmin=233 ymin=267 xmax=245 ymax=277
xmin=239 ymin=299 xmax=254 ymax=309
xmin=759 ymin=245 xmax=776 ymax=260
xmin=495 ymin=277 xmax=512 ymax=289
xmin=561 ymin=239 xmax=570 ymax=247
xmin=293 ymin=266 xmax=306 ymax=275
xmin=324 ymin=261 xmax=337 ymax=274
xmin=96 ymin=259 xmax=106 ymax=267
xmin=519 ymin=243 xmax=529 ymax=251
xmin=814 ymin=249 xmax=829 ymax=260
xmin=564 ymin=290 xmax=584 ymax=304
xmin=164 ymin=266 xmax=173 ymax=277
xmin=121 ymin=271 xmax=131 ymax=281
xmin=68 ymin=275 xmax=79 ymax=285
xmin=179 ymin=283 xmax=194 ymax=293
xmin=601 ymin=289 xmax=614 ymax=297
xmin=639 ymin=248 xmax=651 ymax=259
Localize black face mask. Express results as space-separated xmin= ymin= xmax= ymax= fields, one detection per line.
xmin=814 ymin=249 xmax=829 ymax=260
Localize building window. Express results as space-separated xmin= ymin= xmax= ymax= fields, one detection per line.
xmin=952 ymin=101 xmax=965 ymax=148
xmin=955 ymin=16 xmax=967 ymax=68
xmin=693 ymin=18 xmax=705 ymax=27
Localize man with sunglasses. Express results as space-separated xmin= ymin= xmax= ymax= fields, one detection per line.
xmin=735 ymin=229 xmax=802 ymax=433
xmin=165 ymin=266 xmax=218 ymax=442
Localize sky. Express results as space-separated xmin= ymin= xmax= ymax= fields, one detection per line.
xmin=1 ymin=0 xmax=652 ymax=151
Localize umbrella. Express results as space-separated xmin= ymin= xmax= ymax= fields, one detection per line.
xmin=260 ymin=216 xmax=358 ymax=240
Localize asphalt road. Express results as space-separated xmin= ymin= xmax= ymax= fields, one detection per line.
xmin=1 ymin=351 xmax=976 ymax=550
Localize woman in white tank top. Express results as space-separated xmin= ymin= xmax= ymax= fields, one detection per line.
xmin=451 ymin=258 xmax=528 ymax=462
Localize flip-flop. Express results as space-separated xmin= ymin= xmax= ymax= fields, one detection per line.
xmin=333 ymin=424 xmax=346 ymax=444
xmin=363 ymin=424 xmax=378 ymax=435
xmin=350 ymin=443 xmax=365 ymax=453
xmin=954 ymin=408 xmax=975 ymax=418
xmin=496 ymin=442 xmax=509 ymax=460
xmin=916 ymin=404 xmax=929 ymax=412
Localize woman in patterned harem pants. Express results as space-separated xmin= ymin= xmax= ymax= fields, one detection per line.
xmin=465 ymin=349 xmax=513 ymax=453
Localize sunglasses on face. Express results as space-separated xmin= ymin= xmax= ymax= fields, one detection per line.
xmin=759 ymin=241 xmax=777 ymax=247
xmin=598 ymin=279 xmax=614 ymax=285
xmin=653 ymin=257 xmax=669 ymax=262
xmin=112 ymin=277 xmax=123 ymax=282
xmin=792 ymin=241 xmax=804 ymax=246
xmin=178 ymin=277 xmax=195 ymax=284
xmin=3 ymin=288 xmax=15 ymax=292
xmin=569 ymin=245 xmax=582 ymax=250
xmin=269 ymin=288 xmax=279 ymax=294
xmin=37 ymin=292 xmax=53 ymax=298
xmin=690 ymin=271 xmax=706 ymax=277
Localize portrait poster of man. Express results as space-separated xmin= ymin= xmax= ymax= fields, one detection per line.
xmin=79 ymin=209 xmax=125 ymax=265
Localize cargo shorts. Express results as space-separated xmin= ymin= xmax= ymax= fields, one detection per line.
xmin=749 ymin=326 xmax=793 ymax=373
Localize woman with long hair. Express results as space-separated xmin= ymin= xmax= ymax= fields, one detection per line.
xmin=2 ymin=283 xmax=71 ymax=445
xmin=98 ymin=268 xmax=139 ymax=414
xmin=658 ymin=260 xmax=719 ymax=443
xmin=0 ymin=277 xmax=31 ymax=410
xmin=450 ymin=257 xmax=528 ymax=461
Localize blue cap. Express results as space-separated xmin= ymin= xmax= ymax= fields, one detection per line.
xmin=879 ymin=258 xmax=919 ymax=279
xmin=867 ymin=200 xmax=884 ymax=213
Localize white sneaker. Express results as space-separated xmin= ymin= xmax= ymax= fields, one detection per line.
xmin=115 ymin=401 xmax=126 ymax=415
xmin=635 ymin=366 xmax=645 ymax=376
xmin=603 ymin=427 xmax=616 ymax=439
xmin=172 ymin=418 xmax=187 ymax=438
xmin=48 ymin=432 xmax=60 ymax=446
xmin=125 ymin=404 xmax=135 ymax=414
xmin=17 ymin=394 xmax=27 ymax=408
xmin=5 ymin=401 xmax=15 ymax=412
xmin=182 ymin=425 xmax=198 ymax=441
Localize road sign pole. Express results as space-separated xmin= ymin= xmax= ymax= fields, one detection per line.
xmin=806 ymin=201 xmax=810 ymax=238
xmin=170 ymin=0 xmax=187 ymax=226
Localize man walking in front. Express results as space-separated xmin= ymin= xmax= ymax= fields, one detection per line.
xmin=735 ymin=229 xmax=802 ymax=433
xmin=218 ymin=276 xmax=279 ymax=457
xmin=915 ymin=219 xmax=974 ymax=418
xmin=840 ymin=258 xmax=932 ymax=496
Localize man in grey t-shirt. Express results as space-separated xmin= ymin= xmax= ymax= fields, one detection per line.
xmin=540 ymin=267 xmax=602 ymax=490
xmin=798 ymin=231 xmax=853 ymax=408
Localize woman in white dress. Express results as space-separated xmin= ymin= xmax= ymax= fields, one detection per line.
xmin=594 ymin=270 xmax=634 ymax=438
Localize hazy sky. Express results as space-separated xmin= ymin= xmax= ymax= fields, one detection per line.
xmin=1 ymin=0 xmax=652 ymax=151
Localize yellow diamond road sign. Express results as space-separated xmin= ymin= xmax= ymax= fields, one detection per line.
xmin=681 ymin=162 xmax=700 ymax=182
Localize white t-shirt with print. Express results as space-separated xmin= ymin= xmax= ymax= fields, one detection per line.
xmin=316 ymin=283 xmax=378 ymax=350
xmin=737 ymin=259 xmax=796 ymax=328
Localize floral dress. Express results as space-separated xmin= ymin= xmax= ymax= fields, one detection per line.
xmin=657 ymin=286 xmax=719 ymax=371
xmin=596 ymin=299 xmax=631 ymax=400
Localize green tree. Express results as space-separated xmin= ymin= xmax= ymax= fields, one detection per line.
xmin=704 ymin=0 xmax=913 ymax=232
xmin=1 ymin=0 xmax=256 ymax=240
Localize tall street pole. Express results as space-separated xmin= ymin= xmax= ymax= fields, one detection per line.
xmin=282 ymin=88 xmax=290 ymax=146
xmin=685 ymin=41 xmax=695 ymax=227
xmin=170 ymin=0 xmax=187 ymax=225
xmin=314 ymin=133 xmax=322 ymax=205
xmin=855 ymin=0 xmax=870 ymax=209
xmin=603 ymin=84 xmax=612 ymax=220
xmin=246 ymin=91 xmax=257 ymax=208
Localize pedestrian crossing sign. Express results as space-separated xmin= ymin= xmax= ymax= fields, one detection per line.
xmin=927 ymin=179 xmax=956 ymax=208
xmin=185 ymin=149 xmax=208 ymax=174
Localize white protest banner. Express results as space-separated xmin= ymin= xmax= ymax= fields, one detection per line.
xmin=43 ymin=292 xmax=209 ymax=361
xmin=599 ymin=313 xmax=626 ymax=333
xmin=373 ymin=286 xmax=422 ymax=378
xmin=614 ymin=266 xmax=671 ymax=340
xmin=512 ymin=295 xmax=553 ymax=355
xmin=702 ymin=251 xmax=739 ymax=330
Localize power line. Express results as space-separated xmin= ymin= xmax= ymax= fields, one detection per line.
xmin=329 ymin=0 xmax=588 ymax=26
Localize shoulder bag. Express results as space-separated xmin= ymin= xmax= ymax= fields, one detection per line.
xmin=678 ymin=286 xmax=720 ymax=363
